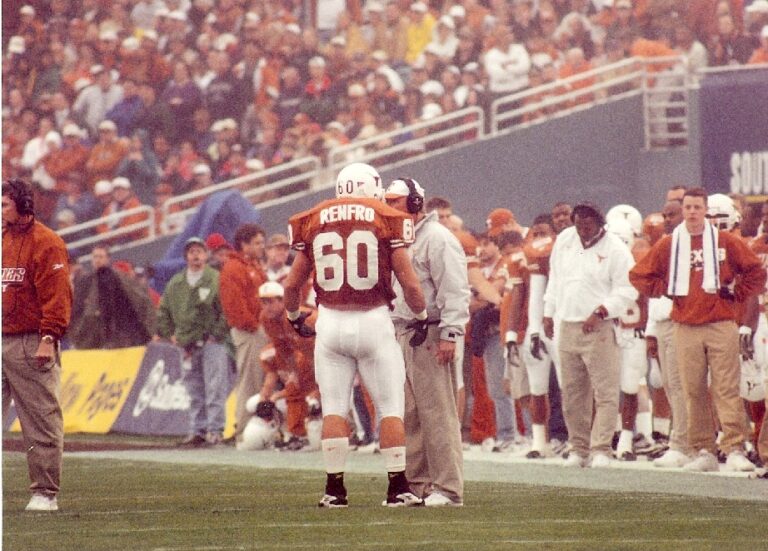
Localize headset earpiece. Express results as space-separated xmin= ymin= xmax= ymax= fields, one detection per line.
xmin=401 ymin=178 xmax=424 ymax=215
xmin=3 ymin=179 xmax=34 ymax=216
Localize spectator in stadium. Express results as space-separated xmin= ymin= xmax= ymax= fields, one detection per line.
xmin=264 ymin=233 xmax=292 ymax=283
xmin=405 ymin=1 xmax=437 ymax=64
xmin=156 ymin=237 xmax=231 ymax=448
xmin=630 ymin=188 xmax=765 ymax=472
xmin=219 ymin=224 xmax=269 ymax=445
xmin=71 ymin=64 xmax=124 ymax=137
xmin=543 ymin=202 xmax=638 ymax=468
xmin=2 ymin=178 xmax=72 ymax=513
xmin=105 ymin=79 xmax=145 ymax=138
xmin=95 ymin=177 xmax=150 ymax=244
xmin=42 ymin=124 xmax=90 ymax=193
xmin=205 ymin=233 xmax=234 ymax=271
xmin=301 ymin=56 xmax=338 ymax=126
xmin=153 ymin=182 xmax=183 ymax=234
xmin=116 ymin=130 xmax=160 ymax=206
xmin=747 ymin=25 xmax=768 ymax=64
xmin=159 ymin=60 xmax=203 ymax=145
xmin=53 ymin=172 xmax=100 ymax=225
xmin=385 ymin=185 xmax=469 ymax=504
xmin=483 ymin=25 xmax=532 ymax=101
xmin=69 ymin=245 xmax=156 ymax=350
xmin=84 ymin=120 xmax=129 ymax=188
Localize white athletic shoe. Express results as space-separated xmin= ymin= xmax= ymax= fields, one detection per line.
xmin=725 ymin=450 xmax=756 ymax=472
xmin=423 ymin=491 xmax=463 ymax=507
xmin=562 ymin=453 xmax=587 ymax=468
xmin=382 ymin=491 xmax=425 ymax=507
xmin=480 ymin=437 xmax=495 ymax=452
xmin=25 ymin=494 xmax=58 ymax=512
xmin=653 ymin=449 xmax=690 ymax=468
xmin=682 ymin=450 xmax=719 ymax=472
xmin=590 ymin=453 xmax=612 ymax=468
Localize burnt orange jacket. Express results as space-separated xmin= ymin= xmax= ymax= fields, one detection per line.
xmin=219 ymin=252 xmax=267 ymax=332
xmin=2 ymin=220 xmax=72 ymax=338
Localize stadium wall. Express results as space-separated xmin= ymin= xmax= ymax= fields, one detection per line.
xmin=117 ymin=93 xmax=703 ymax=268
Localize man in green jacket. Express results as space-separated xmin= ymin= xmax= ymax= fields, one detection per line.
xmin=155 ymin=237 xmax=231 ymax=447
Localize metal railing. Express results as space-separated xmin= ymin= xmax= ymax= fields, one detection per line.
xmin=326 ymin=106 xmax=485 ymax=176
xmin=58 ymin=55 xmax=702 ymax=254
xmin=158 ymin=156 xmax=322 ymax=233
xmin=57 ymin=205 xmax=156 ymax=254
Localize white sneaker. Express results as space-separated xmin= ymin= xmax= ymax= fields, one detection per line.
xmin=653 ymin=449 xmax=690 ymax=468
xmin=25 ymin=494 xmax=58 ymax=512
xmin=424 ymin=491 xmax=463 ymax=507
xmin=725 ymin=450 xmax=756 ymax=472
xmin=562 ymin=453 xmax=587 ymax=468
xmin=590 ymin=453 xmax=612 ymax=468
xmin=683 ymin=450 xmax=719 ymax=472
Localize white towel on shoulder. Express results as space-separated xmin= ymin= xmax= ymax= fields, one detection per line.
xmin=667 ymin=221 xmax=720 ymax=296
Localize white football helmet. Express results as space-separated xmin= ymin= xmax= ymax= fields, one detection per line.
xmin=606 ymin=217 xmax=635 ymax=248
xmin=606 ymin=204 xmax=643 ymax=237
xmin=245 ymin=393 xmax=261 ymax=414
xmin=706 ymin=193 xmax=740 ymax=231
xmin=335 ymin=162 xmax=384 ymax=201
xmin=238 ymin=417 xmax=279 ymax=451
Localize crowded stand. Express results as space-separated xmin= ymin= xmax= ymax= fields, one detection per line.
xmin=4 ymin=0 xmax=768 ymax=242
xmin=3 ymin=2 xmax=768 ymax=505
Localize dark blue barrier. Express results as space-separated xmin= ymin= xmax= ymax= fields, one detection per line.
xmin=699 ymin=68 xmax=768 ymax=195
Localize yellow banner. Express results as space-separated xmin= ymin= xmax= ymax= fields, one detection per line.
xmin=10 ymin=347 xmax=146 ymax=433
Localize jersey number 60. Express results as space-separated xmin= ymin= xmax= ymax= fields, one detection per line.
xmin=313 ymin=230 xmax=379 ymax=291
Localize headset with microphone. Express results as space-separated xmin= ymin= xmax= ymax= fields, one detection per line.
xmin=396 ymin=177 xmax=424 ymax=214
xmin=3 ymin=178 xmax=35 ymax=217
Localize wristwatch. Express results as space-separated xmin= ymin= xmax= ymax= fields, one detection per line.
xmin=41 ymin=335 xmax=55 ymax=344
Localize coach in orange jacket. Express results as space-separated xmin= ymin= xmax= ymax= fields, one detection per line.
xmin=219 ymin=223 xmax=269 ymax=443
xmin=2 ymin=179 xmax=72 ymax=512
xmin=630 ymin=187 xmax=765 ymax=473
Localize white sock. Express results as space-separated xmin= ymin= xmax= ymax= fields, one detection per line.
xmin=617 ymin=429 xmax=634 ymax=454
xmin=381 ymin=446 xmax=406 ymax=472
xmin=532 ymin=424 xmax=547 ymax=451
xmin=635 ymin=412 xmax=652 ymax=438
xmin=322 ymin=437 xmax=349 ymax=474
xmin=653 ymin=416 xmax=670 ymax=437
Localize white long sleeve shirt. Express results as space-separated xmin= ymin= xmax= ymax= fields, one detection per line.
xmin=483 ymin=43 xmax=531 ymax=94
xmin=544 ymin=226 xmax=638 ymax=322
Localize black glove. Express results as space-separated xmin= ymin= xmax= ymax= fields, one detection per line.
xmin=718 ymin=286 xmax=736 ymax=301
xmin=255 ymin=400 xmax=276 ymax=420
xmin=739 ymin=330 xmax=755 ymax=361
xmin=530 ymin=333 xmax=547 ymax=360
xmin=406 ymin=318 xmax=429 ymax=347
xmin=288 ymin=312 xmax=315 ymax=338
xmin=633 ymin=328 xmax=645 ymax=339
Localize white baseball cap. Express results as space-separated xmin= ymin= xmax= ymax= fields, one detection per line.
xmin=385 ymin=178 xmax=425 ymax=199
xmin=410 ymin=1 xmax=428 ymax=13
xmin=94 ymin=180 xmax=114 ymax=195
xmin=258 ymin=281 xmax=284 ymax=298
xmin=112 ymin=176 xmax=131 ymax=189
xmin=193 ymin=163 xmax=211 ymax=175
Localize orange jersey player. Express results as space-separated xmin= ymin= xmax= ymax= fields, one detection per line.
xmin=256 ymin=281 xmax=319 ymax=449
xmin=282 ymin=162 xmax=427 ymax=509
xmin=510 ymin=214 xmax=558 ymax=459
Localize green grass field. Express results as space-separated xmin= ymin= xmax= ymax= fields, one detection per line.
xmin=4 ymin=451 xmax=768 ymax=551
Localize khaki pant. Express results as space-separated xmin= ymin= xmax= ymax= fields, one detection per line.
xmin=1 ymin=334 xmax=63 ymax=497
xmin=398 ymin=324 xmax=463 ymax=502
xmin=655 ymin=320 xmax=691 ymax=455
xmin=558 ymin=320 xmax=620 ymax=458
xmin=673 ymin=321 xmax=744 ymax=454
xmin=230 ymin=327 xmax=268 ymax=440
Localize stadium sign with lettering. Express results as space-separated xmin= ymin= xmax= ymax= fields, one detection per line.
xmin=699 ymin=68 xmax=768 ymax=196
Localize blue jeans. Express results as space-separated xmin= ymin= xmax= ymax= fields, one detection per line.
xmin=483 ymin=333 xmax=516 ymax=442
xmin=184 ymin=342 xmax=229 ymax=436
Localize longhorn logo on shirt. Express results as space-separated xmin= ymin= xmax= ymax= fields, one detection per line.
xmin=2 ymin=267 xmax=26 ymax=291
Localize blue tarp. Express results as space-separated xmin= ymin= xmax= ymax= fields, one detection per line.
xmin=151 ymin=190 xmax=260 ymax=293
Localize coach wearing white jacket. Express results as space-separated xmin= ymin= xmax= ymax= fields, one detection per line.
xmin=543 ymin=203 xmax=637 ymax=469
xmin=482 ymin=25 xmax=531 ymax=96
xmin=387 ymin=177 xmax=470 ymax=507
